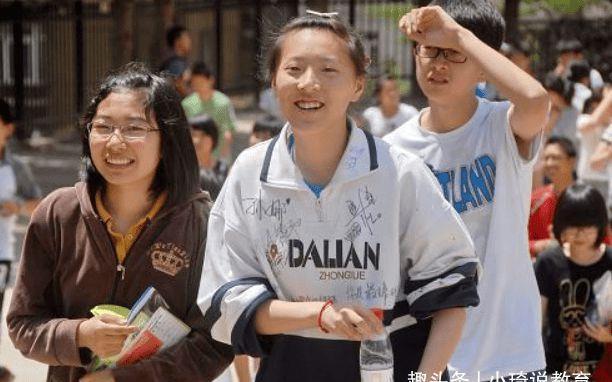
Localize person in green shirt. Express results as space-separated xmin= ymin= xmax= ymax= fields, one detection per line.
xmin=182 ymin=61 xmax=236 ymax=160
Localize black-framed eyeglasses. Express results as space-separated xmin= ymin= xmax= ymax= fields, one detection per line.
xmin=414 ymin=44 xmax=468 ymax=64
xmin=87 ymin=121 xmax=160 ymax=141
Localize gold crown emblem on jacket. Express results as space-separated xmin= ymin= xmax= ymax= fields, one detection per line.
xmin=149 ymin=242 xmax=189 ymax=277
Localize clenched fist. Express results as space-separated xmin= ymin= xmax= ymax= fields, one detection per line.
xmin=399 ymin=6 xmax=464 ymax=51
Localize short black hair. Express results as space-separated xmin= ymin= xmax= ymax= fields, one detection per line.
xmin=556 ymin=39 xmax=583 ymax=54
xmin=191 ymin=61 xmax=214 ymax=79
xmin=253 ymin=115 xmax=283 ymax=137
xmin=80 ymin=62 xmax=199 ymax=207
xmin=0 ymin=98 xmax=14 ymax=125
xmin=373 ymin=75 xmax=398 ymax=99
xmin=545 ymin=135 xmax=577 ymax=158
xmin=543 ymin=72 xmax=574 ymax=105
xmin=553 ymin=184 xmax=608 ymax=247
xmin=583 ymin=92 xmax=602 ymax=115
xmin=166 ymin=25 xmax=188 ymax=48
xmin=189 ymin=114 xmax=219 ymax=150
xmin=568 ymin=60 xmax=591 ymax=83
xmin=429 ymin=0 xmax=505 ymax=50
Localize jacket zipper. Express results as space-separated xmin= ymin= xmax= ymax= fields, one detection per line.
xmin=315 ymin=198 xmax=324 ymax=222
xmin=94 ymin=216 xmax=122 ymax=304
xmin=116 ymin=264 xmax=126 ymax=280
xmin=108 ymin=219 xmax=153 ymax=303
xmin=109 ymin=257 xmax=122 ymax=303
xmin=108 ymin=263 xmax=124 ymax=304
xmin=87 ymin=192 xmax=203 ymax=304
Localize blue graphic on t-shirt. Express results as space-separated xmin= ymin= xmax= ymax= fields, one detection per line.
xmin=430 ymin=154 xmax=496 ymax=214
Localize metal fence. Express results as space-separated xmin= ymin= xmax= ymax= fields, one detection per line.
xmin=0 ymin=0 xmax=610 ymax=137
xmin=0 ymin=0 xmax=417 ymax=137
xmin=0 ymin=2 xmax=113 ymax=137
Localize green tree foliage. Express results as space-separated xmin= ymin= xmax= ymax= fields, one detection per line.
xmin=522 ymin=0 xmax=605 ymax=16
xmin=366 ymin=3 xmax=413 ymax=20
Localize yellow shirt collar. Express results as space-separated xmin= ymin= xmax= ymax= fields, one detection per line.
xmin=95 ymin=190 xmax=167 ymax=227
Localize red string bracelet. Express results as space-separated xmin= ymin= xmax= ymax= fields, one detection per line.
xmin=317 ymin=299 xmax=334 ymax=333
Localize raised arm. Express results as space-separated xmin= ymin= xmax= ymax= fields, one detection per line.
xmin=456 ymin=28 xmax=548 ymax=147
xmin=400 ymin=6 xmax=549 ymax=156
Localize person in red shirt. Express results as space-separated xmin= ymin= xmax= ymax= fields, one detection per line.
xmin=529 ymin=136 xmax=576 ymax=257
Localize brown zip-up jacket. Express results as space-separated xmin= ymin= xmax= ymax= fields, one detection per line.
xmin=7 ymin=182 xmax=233 ymax=382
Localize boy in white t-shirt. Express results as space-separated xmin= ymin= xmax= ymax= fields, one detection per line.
xmin=385 ymin=1 xmax=549 ymax=380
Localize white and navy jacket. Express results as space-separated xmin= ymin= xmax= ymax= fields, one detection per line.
xmin=197 ymin=125 xmax=480 ymax=381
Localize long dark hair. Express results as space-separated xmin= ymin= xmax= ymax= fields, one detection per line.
xmin=80 ymin=62 xmax=199 ymax=207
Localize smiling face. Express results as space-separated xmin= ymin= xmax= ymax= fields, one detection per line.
xmin=271 ymin=28 xmax=364 ymax=134
xmin=543 ymin=143 xmax=575 ymax=186
xmin=415 ymin=46 xmax=483 ymax=105
xmin=89 ymin=90 xmax=161 ymax=192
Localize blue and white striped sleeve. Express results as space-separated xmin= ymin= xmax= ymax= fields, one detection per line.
xmin=197 ymin=180 xmax=276 ymax=357
xmin=398 ymin=154 xmax=480 ymax=320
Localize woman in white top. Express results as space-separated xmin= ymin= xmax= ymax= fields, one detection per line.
xmin=362 ymin=76 xmax=418 ymax=137
xmin=197 ymin=12 xmax=479 ymax=382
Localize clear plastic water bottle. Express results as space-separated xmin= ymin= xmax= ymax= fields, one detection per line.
xmin=360 ymin=309 xmax=394 ymax=382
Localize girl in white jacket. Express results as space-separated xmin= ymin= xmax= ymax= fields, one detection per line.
xmin=198 ymin=12 xmax=479 ymax=382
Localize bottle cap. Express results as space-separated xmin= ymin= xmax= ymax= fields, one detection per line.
xmin=371 ymin=308 xmax=383 ymax=320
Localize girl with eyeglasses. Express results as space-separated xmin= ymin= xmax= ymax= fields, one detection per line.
xmin=534 ymin=184 xmax=612 ymax=379
xmin=7 ymin=63 xmax=233 ymax=382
